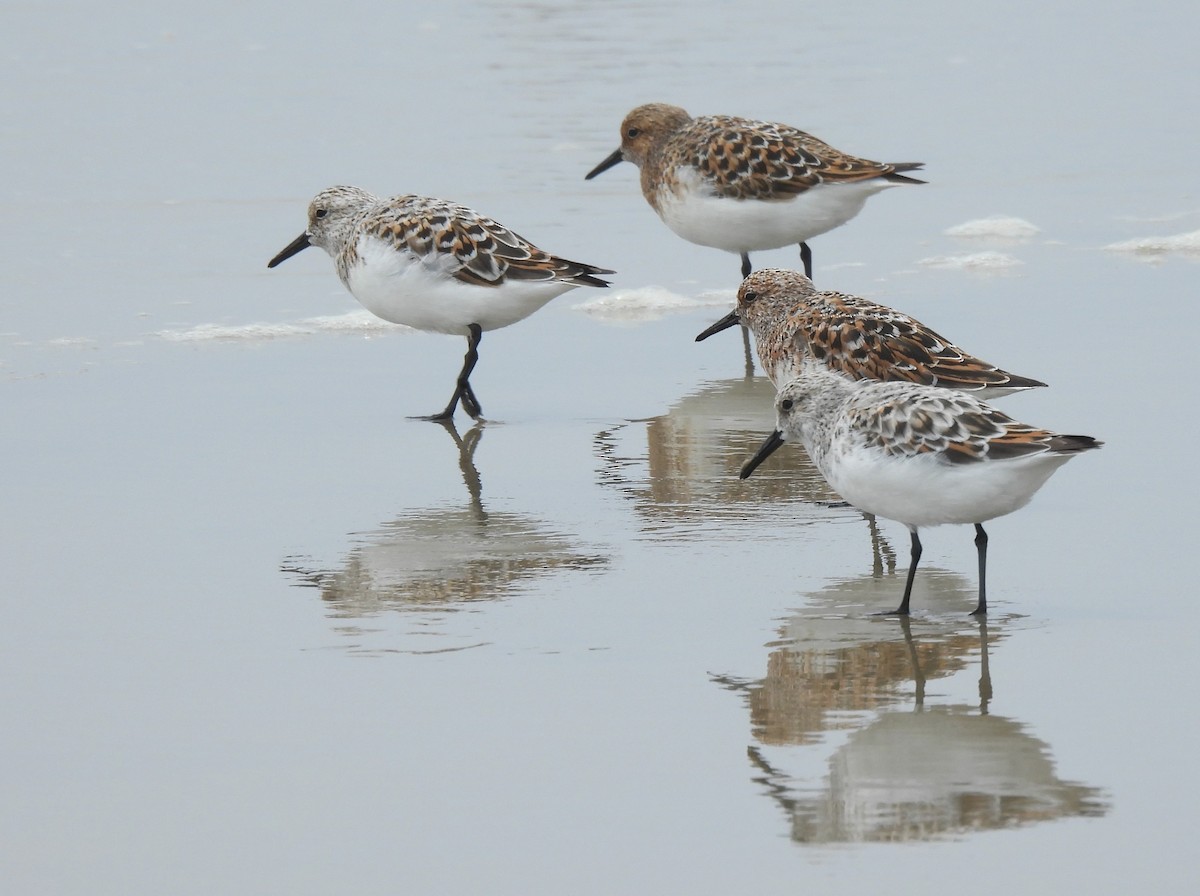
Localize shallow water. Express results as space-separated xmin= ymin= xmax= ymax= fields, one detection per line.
xmin=3 ymin=1 xmax=1198 ymax=892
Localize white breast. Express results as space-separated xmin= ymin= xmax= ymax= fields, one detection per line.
xmin=821 ymin=445 xmax=1072 ymax=529
xmin=344 ymin=236 xmax=576 ymax=335
xmin=657 ymin=168 xmax=898 ymax=254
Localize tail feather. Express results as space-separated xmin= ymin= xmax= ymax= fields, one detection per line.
xmin=566 ymin=262 xmax=614 ymax=288
xmin=885 ymin=162 xmax=925 ymax=185
xmin=1047 ymin=434 xmax=1104 ymax=454
xmin=571 ymin=272 xmax=612 ymax=288
xmin=1000 ymin=371 xmax=1049 ymax=390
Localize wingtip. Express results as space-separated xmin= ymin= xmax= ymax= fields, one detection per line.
xmin=1008 ymin=374 xmax=1050 ymax=390
xmin=576 ymin=272 xmax=613 ymax=288
xmin=886 ymin=162 xmax=926 ymax=185
xmin=1052 ymin=434 xmax=1105 ymax=454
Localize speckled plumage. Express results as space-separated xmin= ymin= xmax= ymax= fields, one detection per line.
xmin=586 ymin=104 xmax=924 ymax=278
xmin=815 ymin=379 xmax=1095 ymax=469
xmin=268 ymin=186 xmax=612 ymax=420
xmin=741 ymin=368 xmax=1101 ymax=615
xmin=317 ymin=188 xmax=612 ymax=294
xmin=697 ymin=268 xmax=1045 ymax=397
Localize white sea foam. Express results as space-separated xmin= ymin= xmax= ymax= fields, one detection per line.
xmin=1104 ymin=229 xmax=1200 ymax=258
xmin=155 ymin=311 xmax=404 ymax=343
xmin=917 ymin=251 xmax=1023 ymax=272
xmin=573 ymin=286 xmax=733 ymax=322
xmin=944 ymin=216 xmax=1040 ymax=239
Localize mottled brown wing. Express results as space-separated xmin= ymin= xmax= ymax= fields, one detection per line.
xmin=456 ymin=218 xmax=613 ymax=287
xmin=687 ymin=115 xmax=920 ymax=201
xmin=797 ymin=294 xmax=1029 ymax=392
xmin=846 ymin=386 xmax=1056 ymax=465
xmin=370 ymin=200 xmax=611 ymax=288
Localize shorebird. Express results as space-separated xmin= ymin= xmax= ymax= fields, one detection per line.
xmin=740 ymin=369 xmax=1101 ymax=615
xmin=268 ymin=186 xmax=612 ymax=420
xmin=586 ymin=103 xmax=923 ymax=279
xmin=697 ymin=268 xmax=1045 ymax=395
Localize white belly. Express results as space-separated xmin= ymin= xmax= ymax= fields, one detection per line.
xmin=820 ymin=446 xmax=1072 ymax=529
xmin=657 ymin=170 xmax=898 ymax=253
xmin=344 ymin=236 xmax=576 ymax=335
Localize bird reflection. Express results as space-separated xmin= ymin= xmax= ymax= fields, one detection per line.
xmin=283 ymin=421 xmax=607 ymax=646
xmin=739 ymin=325 xmax=755 ymax=378
xmin=715 ymin=569 xmax=1108 ymax=843
xmin=595 ymin=376 xmax=894 ymax=573
xmin=439 ymin=418 xmax=484 ymax=508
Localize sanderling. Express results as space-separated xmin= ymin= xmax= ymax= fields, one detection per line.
xmin=740 ymin=368 xmax=1101 ymax=615
xmin=585 ymin=103 xmax=923 ymax=280
xmin=268 ymin=186 xmax=612 ymax=420
xmin=697 ymin=268 xmax=1045 ymax=396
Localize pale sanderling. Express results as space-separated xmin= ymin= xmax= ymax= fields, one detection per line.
xmin=740 ymin=368 xmax=1101 ymax=615
xmin=268 ymin=186 xmax=613 ymax=420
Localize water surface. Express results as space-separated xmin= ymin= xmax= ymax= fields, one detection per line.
xmin=2 ymin=1 xmax=1197 ymax=893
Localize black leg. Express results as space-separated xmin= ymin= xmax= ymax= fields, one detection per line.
xmin=740 ymin=253 xmax=752 ymax=279
xmin=799 ymin=242 xmax=813 ymax=279
xmin=423 ymin=402 xmax=458 ymax=423
xmin=893 ymin=529 xmax=922 ymax=615
xmin=971 ymin=524 xmax=988 ymax=615
xmin=458 ymin=324 xmax=483 ymax=418
xmin=459 ymin=381 xmax=482 ymax=420
xmin=421 ymin=324 xmax=484 ymax=421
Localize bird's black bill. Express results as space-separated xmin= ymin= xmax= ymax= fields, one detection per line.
xmin=584 ymin=148 xmax=625 ymax=180
xmin=740 ymin=430 xmax=786 ymax=479
xmin=695 ymin=309 xmax=741 ymax=342
xmin=267 ymin=233 xmax=312 ymax=268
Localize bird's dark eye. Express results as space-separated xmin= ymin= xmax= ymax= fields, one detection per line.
xmin=743 ymin=290 xmax=758 ymax=303
xmin=780 ymin=399 xmax=794 ymax=411
xmin=314 ymin=208 xmax=328 ymax=219
xmin=626 ymin=126 xmax=640 ymax=139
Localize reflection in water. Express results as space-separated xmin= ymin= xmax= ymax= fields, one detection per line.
xmin=716 ymin=570 xmax=1108 ymax=843
xmin=596 ymin=375 xmax=895 ymax=571
xmin=284 ymin=422 xmax=607 ymax=646
xmin=598 ymin=376 xmax=840 ymax=516
xmin=739 ymin=325 xmax=755 ymax=378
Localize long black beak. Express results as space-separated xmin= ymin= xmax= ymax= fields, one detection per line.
xmin=267 ymin=233 xmax=312 ymax=268
xmin=695 ymin=309 xmax=741 ymax=342
xmin=740 ymin=430 xmax=786 ymax=479
xmin=585 ymin=148 xmax=625 ymax=180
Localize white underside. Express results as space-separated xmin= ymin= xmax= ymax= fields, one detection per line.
xmin=657 ymin=169 xmax=900 ymax=253
xmin=344 ymin=236 xmax=577 ymax=335
xmin=817 ymin=441 xmax=1072 ymax=529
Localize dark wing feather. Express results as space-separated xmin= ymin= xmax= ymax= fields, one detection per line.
xmin=798 ymin=293 xmax=1044 ymax=392
xmin=370 ymin=198 xmax=611 ymax=289
xmin=847 ymin=386 xmax=1061 ymax=465
xmin=687 ymin=115 xmax=924 ymax=201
